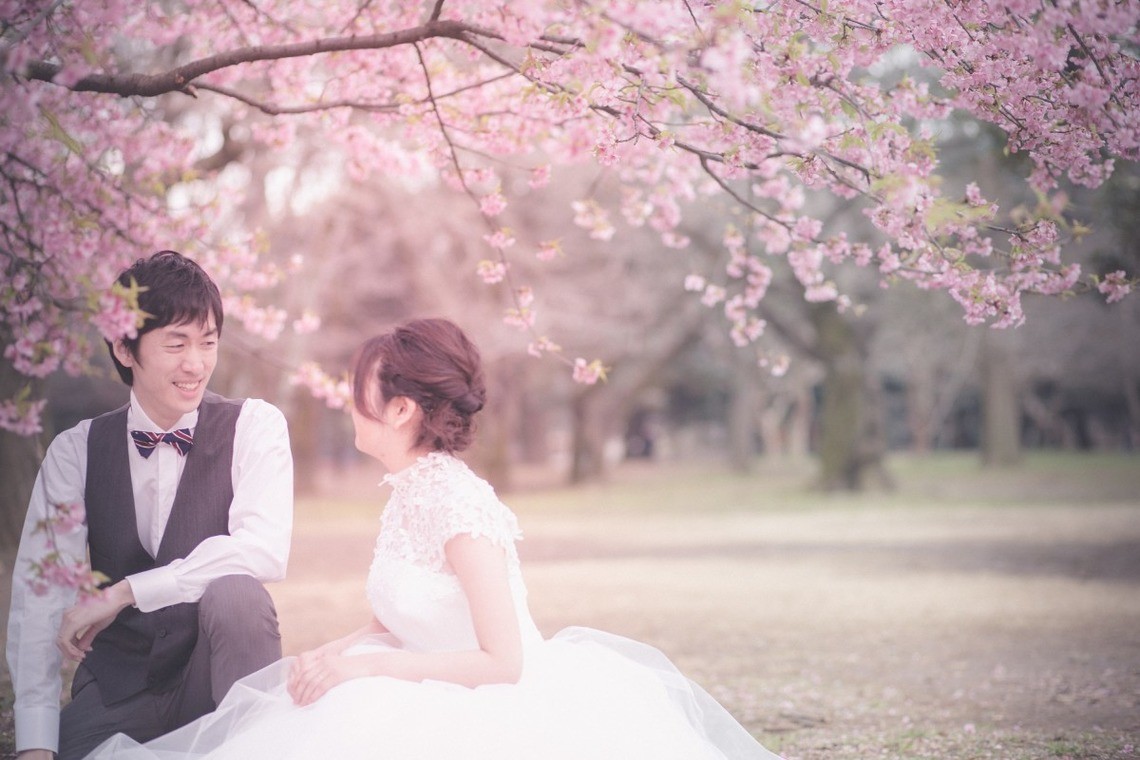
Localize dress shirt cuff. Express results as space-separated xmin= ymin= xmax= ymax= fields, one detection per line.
xmin=126 ymin=566 xmax=182 ymax=613
xmin=14 ymin=706 xmax=60 ymax=754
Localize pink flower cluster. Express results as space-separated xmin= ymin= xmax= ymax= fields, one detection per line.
xmin=290 ymin=362 xmax=351 ymax=410
xmin=2 ymin=0 xmax=1137 ymax=407
xmin=26 ymin=501 xmax=108 ymax=600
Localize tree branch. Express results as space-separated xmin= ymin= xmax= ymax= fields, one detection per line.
xmin=24 ymin=19 xmax=495 ymax=98
xmin=192 ymin=68 xmax=517 ymax=116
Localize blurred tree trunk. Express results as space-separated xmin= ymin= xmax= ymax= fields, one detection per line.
xmin=475 ymin=356 xmax=523 ymax=492
xmin=288 ymin=388 xmax=320 ymax=497
xmin=0 ymin=356 xmax=46 ymax=555
xmin=980 ymin=330 xmax=1021 ymax=466
xmin=569 ymin=387 xmax=608 ymax=483
xmin=1124 ymin=376 xmax=1140 ymax=450
xmin=727 ymin=352 xmax=758 ymax=472
xmin=788 ymin=385 xmax=813 ymax=458
xmin=812 ymin=303 xmax=891 ymax=490
xmin=907 ymin=364 xmax=935 ymax=454
xmin=515 ymin=388 xmax=550 ymax=465
xmin=756 ymin=394 xmax=790 ymax=458
xmin=568 ymin=313 xmax=703 ymax=484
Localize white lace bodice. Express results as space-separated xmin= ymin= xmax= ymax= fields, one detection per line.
xmin=365 ymin=452 xmax=541 ymax=652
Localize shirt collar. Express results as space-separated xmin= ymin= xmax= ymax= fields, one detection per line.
xmin=127 ymin=391 xmax=200 ymax=434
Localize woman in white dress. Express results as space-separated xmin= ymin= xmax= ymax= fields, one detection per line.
xmin=87 ymin=318 xmax=782 ymax=759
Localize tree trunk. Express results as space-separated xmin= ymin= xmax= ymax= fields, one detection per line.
xmin=726 ymin=353 xmax=757 ymax=472
xmin=569 ymin=390 xmax=607 ymax=483
xmin=980 ymin=330 xmax=1021 ymax=467
xmin=0 ymin=357 xmax=46 ymax=555
xmin=1124 ymin=375 xmax=1140 ymax=450
xmin=473 ymin=356 xmax=520 ymax=493
xmin=288 ymin=388 xmax=320 ymax=497
xmin=907 ymin=364 xmax=935 ymax=454
xmin=787 ymin=384 xmax=813 ymax=458
xmin=812 ymin=304 xmax=889 ymax=490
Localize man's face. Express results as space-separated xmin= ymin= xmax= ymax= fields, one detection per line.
xmin=114 ymin=317 xmax=219 ymax=429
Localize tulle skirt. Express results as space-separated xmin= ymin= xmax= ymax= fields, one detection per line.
xmin=85 ymin=627 xmax=781 ymax=760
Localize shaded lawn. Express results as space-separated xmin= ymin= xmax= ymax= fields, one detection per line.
xmin=3 ymin=452 xmax=1139 ymax=758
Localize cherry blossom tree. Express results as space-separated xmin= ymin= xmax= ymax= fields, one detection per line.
xmin=2 ymin=0 xmax=1138 ymax=444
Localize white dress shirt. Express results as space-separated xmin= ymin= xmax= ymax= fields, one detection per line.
xmin=5 ymin=391 xmax=294 ymax=753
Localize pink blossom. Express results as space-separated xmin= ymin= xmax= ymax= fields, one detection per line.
xmin=701 ymin=284 xmax=727 ymax=307
xmin=292 ymin=310 xmax=321 ymax=335
xmin=479 ymin=191 xmax=508 ymax=217
xmin=53 ymin=502 xmax=86 ymax=534
xmin=503 ymin=307 xmax=536 ymax=330
xmin=0 ymin=398 xmax=46 ymax=436
xmin=571 ymin=358 xmax=607 ymax=385
xmin=528 ymin=165 xmax=551 ymax=189
xmin=477 ymin=260 xmax=509 ymax=284
xmin=571 ymin=200 xmax=616 ymax=241
xmin=290 ymin=362 xmax=351 ymax=409
xmin=527 ymin=336 xmax=561 ymax=358
xmin=759 ymin=354 xmax=790 ymax=378
xmin=3 ymin=0 xmax=1139 ymax=430
xmin=535 ymin=240 xmax=562 ymax=261
xmin=27 ymin=501 xmax=107 ymax=600
xmin=483 ymin=228 xmax=517 ymax=251
xmin=1098 ymin=271 xmax=1134 ymax=304
xmin=91 ymin=293 xmax=141 ymax=343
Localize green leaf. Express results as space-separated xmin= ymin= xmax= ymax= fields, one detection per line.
xmin=39 ymin=107 xmax=84 ymax=156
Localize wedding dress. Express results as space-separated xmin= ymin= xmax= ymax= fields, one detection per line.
xmin=87 ymin=452 xmax=781 ymax=759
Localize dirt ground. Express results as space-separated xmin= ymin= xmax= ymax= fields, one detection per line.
xmin=3 ymin=456 xmax=1139 ymax=758
xmin=271 ymin=460 xmax=1140 ymax=759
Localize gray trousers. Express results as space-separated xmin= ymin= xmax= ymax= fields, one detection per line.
xmin=58 ymin=575 xmax=282 ymax=760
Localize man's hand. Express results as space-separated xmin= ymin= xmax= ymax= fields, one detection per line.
xmin=16 ymin=748 xmax=55 ymax=759
xmin=56 ymin=580 xmax=134 ymax=662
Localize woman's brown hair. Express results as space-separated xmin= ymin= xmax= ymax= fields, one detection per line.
xmin=352 ymin=318 xmax=486 ymax=453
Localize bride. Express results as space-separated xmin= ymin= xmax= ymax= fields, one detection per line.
xmin=87 ymin=318 xmax=782 ymax=759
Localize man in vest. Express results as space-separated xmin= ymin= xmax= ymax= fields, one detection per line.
xmin=7 ymin=250 xmax=294 ymax=759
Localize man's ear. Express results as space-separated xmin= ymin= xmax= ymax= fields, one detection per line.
xmin=112 ymin=340 xmax=135 ymax=368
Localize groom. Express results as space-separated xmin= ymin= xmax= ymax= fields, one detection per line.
xmin=6 ymin=250 xmax=294 ymax=759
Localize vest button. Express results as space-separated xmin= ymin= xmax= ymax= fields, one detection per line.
xmin=157 ymin=628 xmax=168 ymax=638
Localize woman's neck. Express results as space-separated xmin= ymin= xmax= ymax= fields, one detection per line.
xmin=383 ymin=445 xmax=438 ymax=475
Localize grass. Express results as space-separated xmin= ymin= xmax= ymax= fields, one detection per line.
xmin=500 ymin=450 xmax=1140 ymax=516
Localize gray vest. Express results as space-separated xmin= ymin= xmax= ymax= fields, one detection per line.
xmin=83 ymin=392 xmax=243 ymax=705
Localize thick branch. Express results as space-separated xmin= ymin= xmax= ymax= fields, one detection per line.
xmin=24 ymin=19 xmax=493 ymax=97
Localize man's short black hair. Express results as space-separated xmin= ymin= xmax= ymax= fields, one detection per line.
xmin=106 ymin=250 xmax=225 ymax=386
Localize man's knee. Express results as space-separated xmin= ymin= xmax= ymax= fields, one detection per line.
xmin=199 ymin=575 xmax=280 ymax=640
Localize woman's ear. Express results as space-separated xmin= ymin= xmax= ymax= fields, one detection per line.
xmin=387 ymin=396 xmax=421 ymax=429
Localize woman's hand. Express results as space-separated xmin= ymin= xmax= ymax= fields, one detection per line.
xmin=287 ymin=647 xmax=380 ymax=706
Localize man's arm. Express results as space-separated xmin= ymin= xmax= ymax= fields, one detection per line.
xmin=125 ymin=399 xmax=293 ymax=612
xmin=6 ymin=424 xmax=89 ymax=755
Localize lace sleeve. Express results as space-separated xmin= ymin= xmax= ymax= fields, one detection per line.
xmin=434 ymin=475 xmax=522 ymax=554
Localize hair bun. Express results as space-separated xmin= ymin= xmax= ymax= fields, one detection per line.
xmin=454 ymin=391 xmax=485 ymax=415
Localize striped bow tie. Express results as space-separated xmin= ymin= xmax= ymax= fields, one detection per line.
xmin=130 ymin=429 xmax=194 ymax=458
